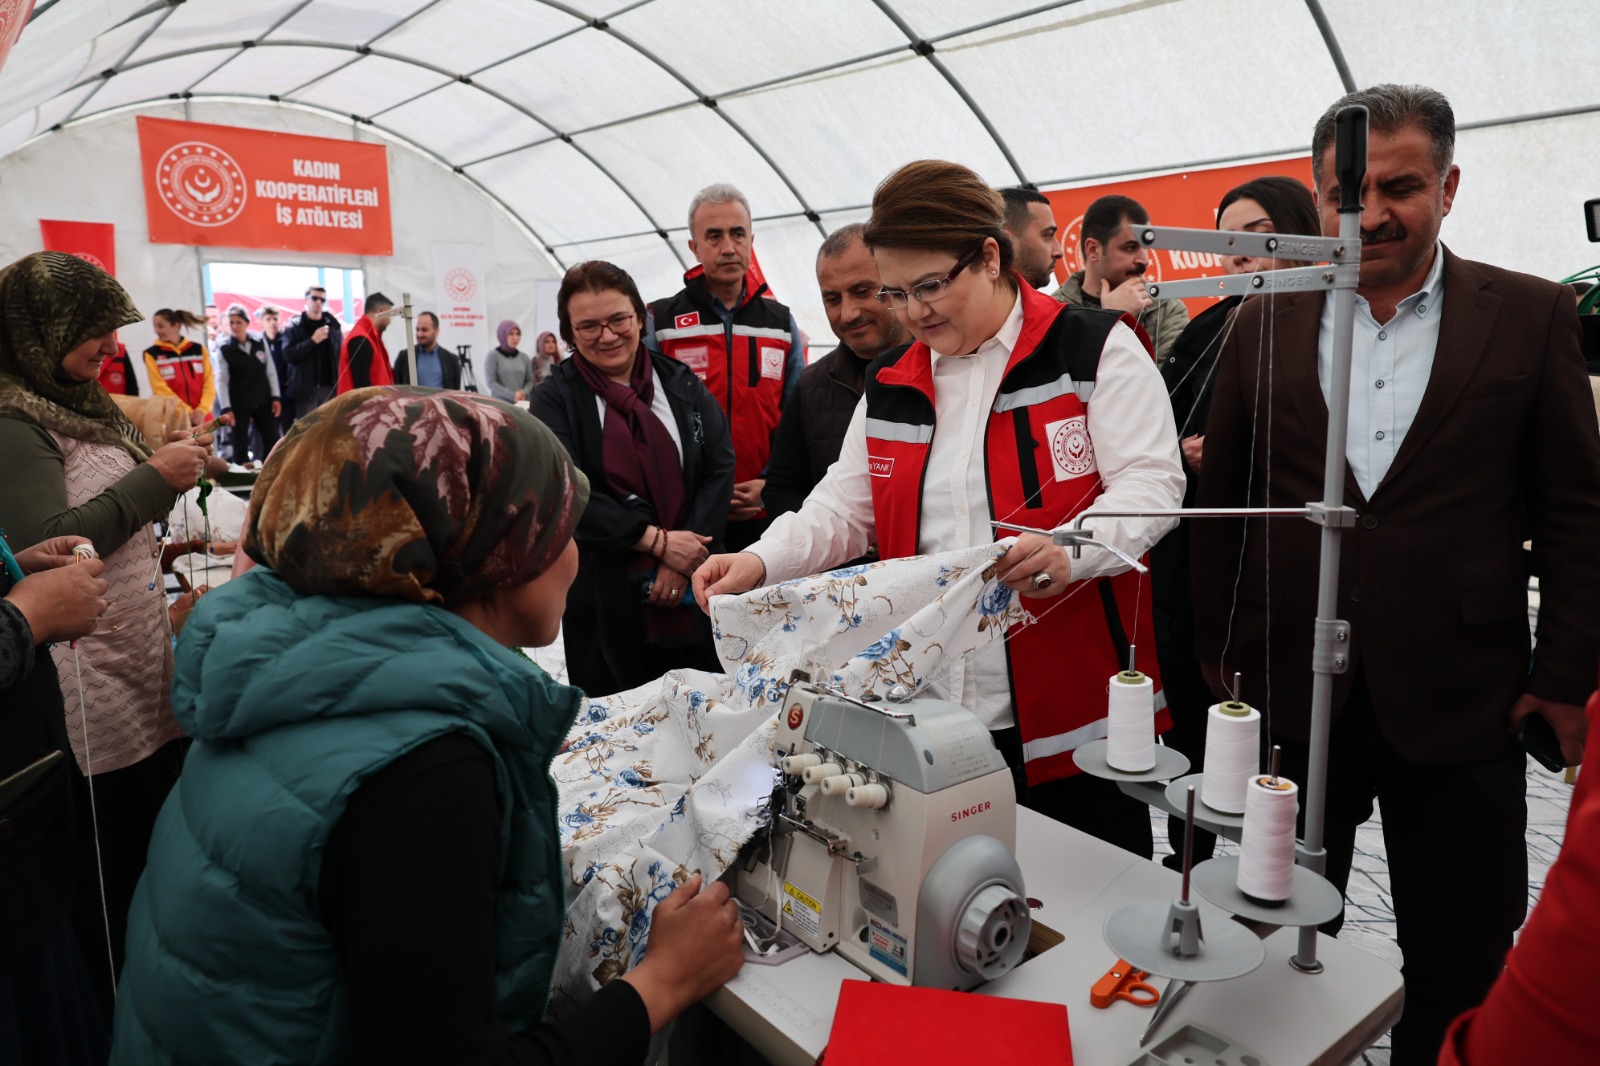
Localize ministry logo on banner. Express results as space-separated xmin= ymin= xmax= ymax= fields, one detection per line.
xmin=155 ymin=142 xmax=248 ymax=227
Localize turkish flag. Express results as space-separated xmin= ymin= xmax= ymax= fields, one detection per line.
xmin=40 ymin=219 xmax=117 ymax=276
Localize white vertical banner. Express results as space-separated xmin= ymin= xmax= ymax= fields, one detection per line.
xmin=431 ymin=241 xmax=490 ymax=374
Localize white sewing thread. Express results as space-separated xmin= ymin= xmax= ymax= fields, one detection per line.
xmin=1237 ymin=773 xmax=1298 ymax=902
xmin=1105 ymin=670 xmax=1155 ymax=772
xmin=73 ymin=645 xmax=117 ymax=997
xmin=1200 ymin=701 xmax=1261 ymax=814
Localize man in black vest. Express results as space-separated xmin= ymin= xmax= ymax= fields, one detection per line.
xmin=764 ymin=224 xmax=905 ymax=518
xmin=646 ymin=183 xmax=804 ymax=552
xmin=216 ymin=304 xmax=281 ymax=465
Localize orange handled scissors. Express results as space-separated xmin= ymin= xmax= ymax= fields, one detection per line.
xmin=1090 ymin=958 xmax=1160 ymax=1009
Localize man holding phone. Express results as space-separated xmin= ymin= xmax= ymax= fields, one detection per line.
xmin=284 ymin=285 xmax=343 ymax=414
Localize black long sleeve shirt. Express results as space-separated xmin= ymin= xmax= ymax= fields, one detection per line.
xmin=318 ymin=732 xmax=652 ymax=1066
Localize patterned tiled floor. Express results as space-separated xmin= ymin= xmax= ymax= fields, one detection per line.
xmin=1148 ymin=758 xmax=1575 ymax=1064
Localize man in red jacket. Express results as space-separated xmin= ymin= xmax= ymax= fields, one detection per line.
xmin=646 ymin=185 xmax=803 ymax=552
xmin=337 ymin=293 xmax=396 ymax=395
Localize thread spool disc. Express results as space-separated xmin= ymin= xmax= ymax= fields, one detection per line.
xmin=1189 ymin=857 xmax=1345 ymax=928
xmin=1217 ymin=700 xmax=1253 ymax=718
xmin=1165 ymin=773 xmax=1245 ymax=828
xmin=1102 ymin=900 xmax=1266 ymax=982
xmin=1114 ymin=670 xmax=1148 ymax=685
xmin=1072 ymin=739 xmax=1190 ymax=783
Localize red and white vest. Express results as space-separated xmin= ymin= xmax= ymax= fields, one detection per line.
xmin=865 ymin=284 xmax=1169 ymax=786
xmin=144 ymin=340 xmax=209 ymax=409
xmin=650 ymin=269 xmax=794 ymax=504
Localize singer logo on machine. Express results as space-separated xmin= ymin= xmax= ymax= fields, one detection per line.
xmin=786 ymin=704 xmax=804 ymax=730
xmin=867 ymin=455 xmax=894 ymax=478
xmin=156 ymin=142 xmax=247 ymax=227
xmin=443 ymin=267 xmax=477 ymax=302
xmin=675 ymin=312 xmax=700 ymax=329
xmin=950 ymin=800 xmax=992 ymax=823
xmin=1046 ymin=416 xmax=1095 ymax=480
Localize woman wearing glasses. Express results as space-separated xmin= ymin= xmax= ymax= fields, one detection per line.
xmin=694 ymin=161 xmax=1185 ymax=856
xmin=530 ymin=261 xmax=734 ymax=697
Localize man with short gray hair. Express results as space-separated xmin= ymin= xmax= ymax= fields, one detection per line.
xmin=647 ymin=182 xmax=804 ymax=551
xmin=1194 ymin=82 xmax=1600 ymax=1064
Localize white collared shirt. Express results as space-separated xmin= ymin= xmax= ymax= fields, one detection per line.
xmin=748 ymin=293 xmax=1183 ymax=728
xmin=1318 ymin=244 xmax=1446 ymax=499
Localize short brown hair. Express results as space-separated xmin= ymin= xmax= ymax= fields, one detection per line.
xmin=863 ymin=160 xmax=1014 ymax=278
xmin=556 ymin=261 xmax=648 ymax=349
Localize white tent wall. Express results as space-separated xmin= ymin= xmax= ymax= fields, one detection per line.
xmin=0 ymin=1 xmax=1598 ymax=360
xmin=0 ymin=99 xmax=559 ymax=393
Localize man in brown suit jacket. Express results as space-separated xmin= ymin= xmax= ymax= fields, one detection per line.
xmin=1193 ymin=85 xmax=1600 ymax=1065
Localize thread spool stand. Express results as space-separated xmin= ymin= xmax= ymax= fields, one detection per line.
xmin=1014 ymin=105 xmax=1373 ymax=979
xmin=1103 ymin=787 xmax=1265 ymax=1047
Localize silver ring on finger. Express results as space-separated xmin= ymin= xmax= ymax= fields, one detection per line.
xmin=1029 ymin=571 xmax=1053 ymax=592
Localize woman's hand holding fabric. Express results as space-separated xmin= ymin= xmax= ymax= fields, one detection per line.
xmin=661 ymin=530 xmax=711 ymax=575
xmin=691 ymin=552 xmax=767 ymax=612
xmin=620 ymin=873 xmax=744 ymax=1034
xmin=996 ymin=532 xmax=1072 ymax=599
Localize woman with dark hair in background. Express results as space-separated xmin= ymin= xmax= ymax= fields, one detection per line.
xmin=141 ymin=309 xmax=215 ymax=418
xmin=530 ymin=261 xmax=734 ymax=697
xmin=1154 ymin=174 xmax=1320 ymax=869
xmin=694 ymin=160 xmax=1184 ymax=856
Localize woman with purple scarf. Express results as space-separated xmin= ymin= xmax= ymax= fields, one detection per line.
xmin=484 ymin=319 xmax=535 ymax=402
xmin=530 ymin=262 xmax=734 ymax=696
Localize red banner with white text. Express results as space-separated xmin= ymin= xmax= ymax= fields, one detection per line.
xmin=40 ymin=219 xmax=116 ymax=276
xmin=1044 ymin=157 xmax=1314 ymax=318
xmin=136 ymin=116 xmax=393 ymax=256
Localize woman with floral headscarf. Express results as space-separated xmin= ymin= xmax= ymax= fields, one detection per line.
xmin=0 ymin=251 xmax=215 ymax=1004
xmin=111 ymin=387 xmax=743 ymax=1066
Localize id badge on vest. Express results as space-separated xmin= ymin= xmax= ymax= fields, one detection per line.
xmin=677 ymin=345 xmax=710 ymax=381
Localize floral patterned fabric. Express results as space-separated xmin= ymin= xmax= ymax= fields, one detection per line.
xmin=548 ymin=540 xmax=1030 ymax=1008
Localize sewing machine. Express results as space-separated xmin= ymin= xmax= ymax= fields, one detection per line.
xmin=733 ymin=681 xmax=1030 ymax=990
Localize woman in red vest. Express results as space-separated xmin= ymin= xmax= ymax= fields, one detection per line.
xmin=693 ymin=160 xmax=1186 ymax=856
xmin=142 ymin=309 xmax=216 ymax=416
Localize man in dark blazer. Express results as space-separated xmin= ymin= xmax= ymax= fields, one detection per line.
xmin=1193 ymin=84 xmax=1600 ymax=1065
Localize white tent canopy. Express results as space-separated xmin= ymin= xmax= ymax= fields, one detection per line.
xmin=2 ymin=0 xmax=1597 ymax=340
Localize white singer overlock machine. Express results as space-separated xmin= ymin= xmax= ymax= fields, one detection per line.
xmin=732 ymin=679 xmax=1031 ymax=990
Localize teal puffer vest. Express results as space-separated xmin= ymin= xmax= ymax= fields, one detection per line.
xmin=110 ymin=568 xmax=581 ymax=1065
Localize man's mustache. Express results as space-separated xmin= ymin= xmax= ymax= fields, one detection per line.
xmin=1361 ymin=225 xmax=1405 ymax=243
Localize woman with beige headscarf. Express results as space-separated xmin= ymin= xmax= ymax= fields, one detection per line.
xmin=0 ymin=251 xmax=214 ymax=1004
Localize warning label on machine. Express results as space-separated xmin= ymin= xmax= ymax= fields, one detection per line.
xmin=782 ymin=881 xmax=822 ymax=940
xmin=868 ymin=918 xmax=908 ymax=976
